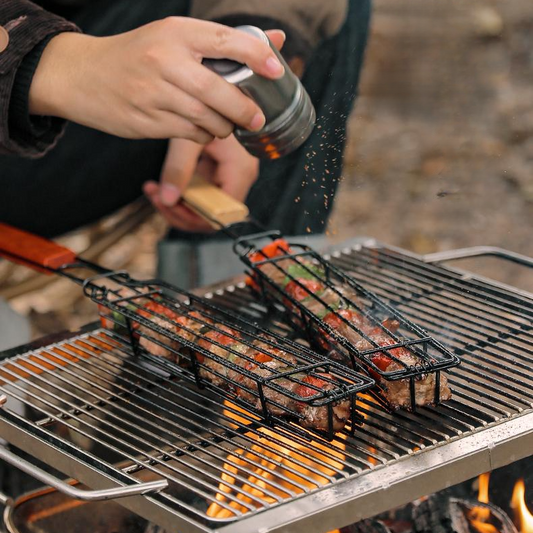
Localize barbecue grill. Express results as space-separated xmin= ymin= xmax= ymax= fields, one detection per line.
xmin=0 ymin=239 xmax=532 ymax=533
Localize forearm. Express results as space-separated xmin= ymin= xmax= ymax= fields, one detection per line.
xmin=0 ymin=0 xmax=79 ymax=158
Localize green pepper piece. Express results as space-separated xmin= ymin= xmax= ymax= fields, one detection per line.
xmin=281 ymin=263 xmax=326 ymax=287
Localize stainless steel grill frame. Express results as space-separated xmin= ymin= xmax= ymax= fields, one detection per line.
xmin=0 ymin=239 xmax=532 ymax=533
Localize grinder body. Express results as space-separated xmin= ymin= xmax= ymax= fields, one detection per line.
xmin=203 ymin=26 xmax=316 ymax=159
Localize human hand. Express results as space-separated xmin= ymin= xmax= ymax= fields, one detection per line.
xmin=29 ymin=20 xmax=285 ymax=143
xmin=143 ymin=134 xmax=259 ymax=232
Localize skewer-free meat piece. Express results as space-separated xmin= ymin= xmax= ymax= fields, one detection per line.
xmin=233 ymin=341 xmax=299 ymax=407
xmin=322 ymin=308 xmax=452 ymax=409
xmin=98 ymin=287 xmax=187 ymax=362
xmin=98 ymin=289 xmax=182 ymax=362
xmin=98 ymin=287 xmax=143 ymax=332
xmin=321 ymin=309 xmax=371 ymax=348
xmin=356 ymin=333 xmax=451 ymax=409
xmin=196 ymin=329 xmax=351 ymax=431
xmin=246 ymin=239 xmax=294 ymax=289
xmin=231 ymin=338 xmax=349 ymax=431
xmin=295 ymin=374 xmax=351 ymax=432
xmin=237 ymin=365 xmax=349 ymax=431
xmin=135 ymin=300 xmax=184 ymax=362
xmin=196 ymin=325 xmax=245 ymax=387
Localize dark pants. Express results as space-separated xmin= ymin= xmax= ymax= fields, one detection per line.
xmin=0 ymin=0 xmax=371 ymax=239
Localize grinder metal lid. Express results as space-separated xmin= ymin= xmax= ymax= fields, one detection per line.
xmin=203 ymin=25 xmax=316 ymax=159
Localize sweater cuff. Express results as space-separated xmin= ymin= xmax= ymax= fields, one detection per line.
xmin=0 ymin=1 xmax=80 ymax=158
xmin=8 ymin=33 xmax=65 ymax=150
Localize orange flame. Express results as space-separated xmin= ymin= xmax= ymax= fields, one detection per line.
xmin=511 ymin=479 xmax=533 ymax=533
xmin=470 ymin=473 xmax=499 ymax=533
xmin=206 ymin=401 xmax=346 ymax=533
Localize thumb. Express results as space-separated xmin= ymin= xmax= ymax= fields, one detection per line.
xmin=159 ymin=138 xmax=203 ymax=207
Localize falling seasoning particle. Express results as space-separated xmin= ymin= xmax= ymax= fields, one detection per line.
xmin=306 ymin=227 xmax=312 ymax=233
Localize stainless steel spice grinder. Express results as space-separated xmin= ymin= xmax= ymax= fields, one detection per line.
xmin=203 ymin=26 xmax=316 ymax=159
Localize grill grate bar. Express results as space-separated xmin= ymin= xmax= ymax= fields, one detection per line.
xmin=0 ymin=371 xmax=243 ymax=520
xmin=31 ymin=347 xmax=303 ymax=502
xmin=79 ymin=334 xmax=355 ymax=479
xmin=379 ymin=288 xmax=533 ymax=357
xmin=74 ymin=338 xmax=346 ymax=486
xmin=0 ymin=357 xmax=266 ymax=514
xmin=375 ymin=305 xmax=533 ymax=407
xmin=332 ymin=249 xmax=532 ymax=322
xmin=328 ymin=252 xmax=533 ymax=403
xmin=329 ymin=261 xmax=530 ymax=347
xmin=62 ymin=341 xmax=342 ymax=490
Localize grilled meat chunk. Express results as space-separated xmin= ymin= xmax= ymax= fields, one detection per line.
xmin=295 ymin=374 xmax=351 ymax=431
xmin=237 ymin=367 xmax=349 ymax=431
xmin=135 ymin=300 xmax=185 ymax=362
xmin=356 ymin=333 xmax=451 ymax=408
xmin=197 ymin=326 xmax=243 ymax=387
xmin=99 ymin=289 xmax=183 ymax=362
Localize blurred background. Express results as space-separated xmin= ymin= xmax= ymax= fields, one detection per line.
xmin=1 ymin=0 xmax=532 ymax=339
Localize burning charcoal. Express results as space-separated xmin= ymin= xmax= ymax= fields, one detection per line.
xmin=412 ymin=494 xmax=518 ymax=533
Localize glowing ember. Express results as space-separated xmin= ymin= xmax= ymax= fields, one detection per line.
xmin=207 ymin=400 xmax=346 ymax=533
xmin=470 ymin=521 xmax=500 ymax=533
xmin=511 ymin=479 xmax=533 ymax=533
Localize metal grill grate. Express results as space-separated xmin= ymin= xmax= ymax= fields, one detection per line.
xmin=0 ymin=241 xmax=532 ymax=533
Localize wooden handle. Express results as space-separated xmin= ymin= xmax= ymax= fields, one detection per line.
xmin=0 ymin=223 xmax=76 ymax=273
xmin=181 ymin=176 xmax=249 ymax=228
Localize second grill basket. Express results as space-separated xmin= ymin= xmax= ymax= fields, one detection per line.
xmin=235 ymin=232 xmax=461 ymax=411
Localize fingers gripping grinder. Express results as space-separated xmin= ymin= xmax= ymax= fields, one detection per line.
xmin=204 ymin=26 xmax=316 ymax=159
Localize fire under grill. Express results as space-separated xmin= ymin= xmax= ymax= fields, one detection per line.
xmin=0 ymin=240 xmax=532 ymax=533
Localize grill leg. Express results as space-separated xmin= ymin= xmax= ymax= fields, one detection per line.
xmin=0 ymin=299 xmax=30 ymax=354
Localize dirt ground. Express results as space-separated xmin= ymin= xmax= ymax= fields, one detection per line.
xmin=2 ymin=0 xmax=532 ymax=337
xmin=330 ymin=0 xmax=533 ymax=292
